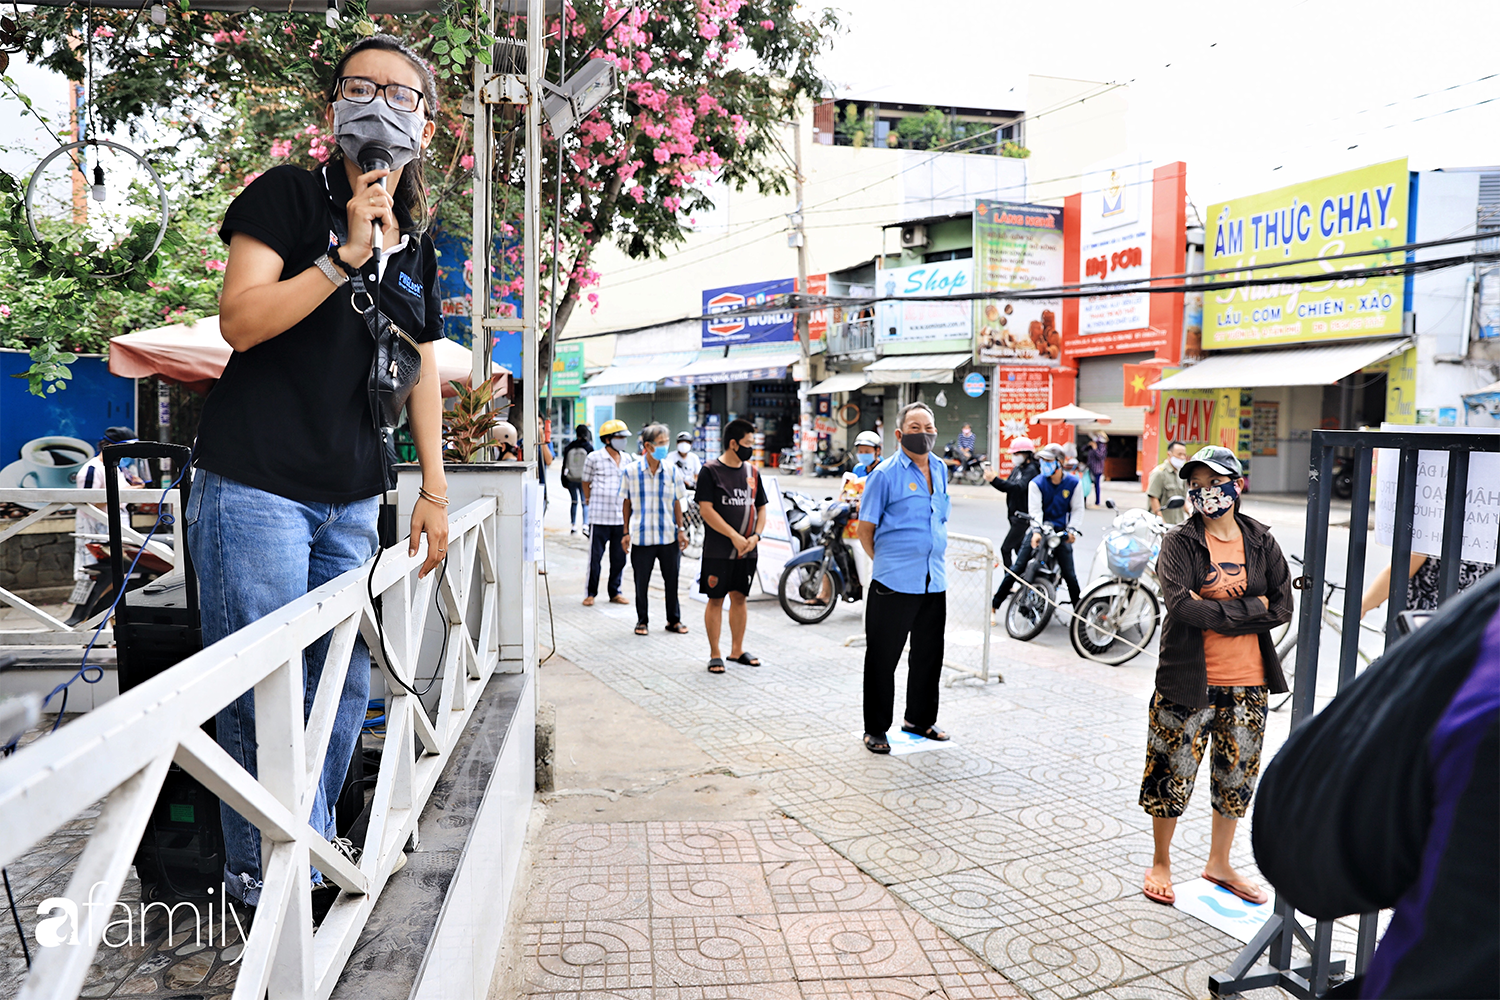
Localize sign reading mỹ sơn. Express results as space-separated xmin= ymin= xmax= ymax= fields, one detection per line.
xmin=1204 ymin=158 xmax=1409 ymax=350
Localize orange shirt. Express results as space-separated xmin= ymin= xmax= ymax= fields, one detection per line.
xmin=1200 ymin=532 xmax=1266 ymax=687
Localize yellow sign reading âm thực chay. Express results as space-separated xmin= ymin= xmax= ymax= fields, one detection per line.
xmin=1203 ymin=158 xmax=1409 ymax=350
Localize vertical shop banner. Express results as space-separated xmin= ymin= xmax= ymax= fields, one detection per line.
xmin=1158 ymin=386 xmax=1245 ymax=463
xmin=547 ymin=341 xmax=585 ymax=396
xmin=1077 ymin=158 xmax=1155 ymax=343
xmin=798 ymin=273 xmax=828 ymax=340
xmin=1204 ymin=158 xmax=1409 ymax=349
xmin=972 ymin=201 xmax=1065 ymax=365
xmin=1374 ymin=445 xmax=1500 ymax=562
xmin=876 ymin=260 xmax=973 ymax=345
xmin=433 ymin=230 xmax=524 ymax=349
xmin=702 ymin=278 xmax=797 ymax=346
xmin=994 ymin=367 xmax=1053 ymax=476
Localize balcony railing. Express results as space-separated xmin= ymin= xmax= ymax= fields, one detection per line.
xmin=0 ymin=494 xmax=502 ymax=999
xmin=825 ymin=318 xmax=876 ymax=358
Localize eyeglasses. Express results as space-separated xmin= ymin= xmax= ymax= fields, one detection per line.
xmin=336 ymin=76 xmax=425 ymax=114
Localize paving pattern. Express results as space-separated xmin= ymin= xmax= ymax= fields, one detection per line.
xmin=521 ymin=819 xmax=1024 ymax=999
xmin=532 ymin=528 xmax=1357 ymax=999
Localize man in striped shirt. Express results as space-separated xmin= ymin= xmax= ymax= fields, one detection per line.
xmin=620 ymin=423 xmax=689 ymax=636
xmin=581 ymin=420 xmax=634 ymax=606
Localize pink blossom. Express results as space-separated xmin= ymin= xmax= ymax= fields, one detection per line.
xmin=0 ymin=304 xmax=10 ymax=319
xmin=460 ymin=153 xmax=475 ymax=171
xmin=627 ymin=185 xmax=645 ymax=203
xmin=270 ymin=139 xmax=293 ymax=158
xmin=652 ymin=146 xmax=670 ymax=164
xmin=760 ymin=19 xmax=775 ymax=29
xmin=636 ymin=52 xmax=652 ymax=72
xmin=93 ymin=25 xmax=115 ymax=38
xmin=205 ymin=259 xmax=227 ymax=272
xmin=242 ymin=171 xmax=263 ymax=186
xmin=662 ymin=195 xmax=681 ymax=213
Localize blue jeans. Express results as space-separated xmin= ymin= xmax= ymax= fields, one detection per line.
xmin=186 ymin=470 xmax=378 ymax=906
xmin=564 ymin=481 xmax=588 ymax=528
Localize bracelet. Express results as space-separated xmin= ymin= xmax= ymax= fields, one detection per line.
xmin=329 ymin=246 xmax=359 ymax=277
xmin=418 ymin=487 xmax=449 ymax=506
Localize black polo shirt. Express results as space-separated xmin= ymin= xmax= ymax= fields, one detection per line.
xmin=194 ymin=163 xmax=443 ymax=504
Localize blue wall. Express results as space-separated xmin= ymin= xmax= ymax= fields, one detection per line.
xmin=0 ymin=352 xmax=135 ymax=465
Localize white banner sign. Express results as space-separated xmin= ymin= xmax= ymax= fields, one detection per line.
xmin=1078 ymin=158 xmax=1154 ymax=336
xmin=1374 ymin=448 xmax=1500 ymax=563
xmin=876 ymin=260 xmax=974 ymax=344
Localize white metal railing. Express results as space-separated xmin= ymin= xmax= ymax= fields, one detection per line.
xmin=0 ymin=488 xmax=184 ymax=646
xmin=825 ymin=318 xmax=876 ymax=357
xmin=0 ymin=495 xmax=501 ymax=1000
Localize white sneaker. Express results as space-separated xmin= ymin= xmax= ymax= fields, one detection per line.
xmin=330 ymin=836 xmax=362 ymax=865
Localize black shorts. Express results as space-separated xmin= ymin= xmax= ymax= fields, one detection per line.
xmin=699 ymin=557 xmax=757 ymax=598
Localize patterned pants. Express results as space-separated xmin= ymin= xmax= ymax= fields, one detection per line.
xmin=1139 ymin=686 xmax=1267 ymax=819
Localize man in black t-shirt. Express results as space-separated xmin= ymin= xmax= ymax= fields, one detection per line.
xmin=694 ymin=418 xmax=767 ymax=674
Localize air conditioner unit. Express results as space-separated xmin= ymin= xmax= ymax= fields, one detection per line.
xmin=900 ymin=224 xmax=928 ymax=249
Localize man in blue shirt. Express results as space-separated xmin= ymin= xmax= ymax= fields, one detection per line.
xmin=991 ymin=443 xmax=1084 ymax=612
xmin=854 ymin=402 xmax=951 ymax=754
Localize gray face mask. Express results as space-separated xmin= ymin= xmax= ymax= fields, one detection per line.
xmin=333 ymin=98 xmax=425 ymax=171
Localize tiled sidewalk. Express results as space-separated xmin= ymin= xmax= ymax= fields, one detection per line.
xmin=521 ymin=819 xmax=1024 ymax=998
xmin=535 ymin=529 xmax=1338 ymax=1000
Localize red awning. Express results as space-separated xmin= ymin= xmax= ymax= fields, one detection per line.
xmin=108 ymin=316 xmax=490 ymax=397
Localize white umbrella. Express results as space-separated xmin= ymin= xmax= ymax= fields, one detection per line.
xmin=1029 ymin=403 xmax=1113 ymax=425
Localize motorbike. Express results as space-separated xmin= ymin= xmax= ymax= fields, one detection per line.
xmin=1068 ymin=497 xmax=1182 ymax=664
xmin=813 ymin=449 xmax=851 ymax=478
xmin=1002 ymin=521 xmax=1083 ymax=641
xmin=1332 ymin=455 xmax=1355 ymax=500
xmin=778 ymin=498 xmax=862 ymax=624
xmin=943 ymin=441 xmax=987 ymax=485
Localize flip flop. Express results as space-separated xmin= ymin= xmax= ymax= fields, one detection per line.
xmin=1202 ymin=874 xmax=1268 ymax=906
xmin=727 ymin=652 xmax=760 ymax=666
xmin=706 ymin=657 xmax=725 ymax=674
xmin=901 ymin=723 xmax=950 ymax=741
xmin=582 ymin=596 xmax=595 ymax=606
xmin=863 ymin=732 xmax=891 ymax=754
xmin=610 ymin=594 xmax=630 ymax=605
xmin=665 ymin=622 xmax=689 ymax=634
xmin=1142 ymin=878 xmax=1175 ymax=905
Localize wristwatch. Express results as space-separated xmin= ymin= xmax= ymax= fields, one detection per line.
xmin=314 ymin=253 xmax=348 ymax=287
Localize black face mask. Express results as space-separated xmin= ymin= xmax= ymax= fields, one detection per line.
xmin=735 ymin=444 xmax=754 ymax=462
xmin=901 ymin=432 xmax=937 ymax=456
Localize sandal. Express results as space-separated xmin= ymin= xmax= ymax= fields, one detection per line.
xmin=634 ymin=623 xmax=649 ymax=636
xmin=1142 ymin=876 xmax=1175 ymax=905
xmin=610 ymin=594 xmax=630 ymax=605
xmin=582 ymin=596 xmax=595 ymax=606
xmin=727 ymin=652 xmax=760 ymax=666
xmin=1202 ymin=874 xmax=1268 ymax=906
xmin=863 ymin=732 xmax=891 ymax=754
xmin=665 ymin=622 xmax=689 ymax=634
xmin=901 ymin=723 xmax=950 ymax=742
xmin=706 ymin=657 xmax=725 ymax=674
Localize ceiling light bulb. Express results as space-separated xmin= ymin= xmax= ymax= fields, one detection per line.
xmin=91 ymin=164 xmax=106 ymax=202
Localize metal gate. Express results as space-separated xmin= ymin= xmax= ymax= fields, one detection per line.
xmin=1211 ymin=428 xmax=1500 ymax=997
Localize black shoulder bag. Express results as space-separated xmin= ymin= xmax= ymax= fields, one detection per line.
xmin=328 ymin=211 xmax=423 ymax=489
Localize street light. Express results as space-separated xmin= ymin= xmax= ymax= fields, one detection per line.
xmin=540 ymin=58 xmax=616 ymax=138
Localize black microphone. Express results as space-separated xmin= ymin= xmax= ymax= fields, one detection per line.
xmin=358 ymin=142 xmax=394 ymax=267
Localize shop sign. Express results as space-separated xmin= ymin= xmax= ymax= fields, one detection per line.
xmin=1203 ymin=158 xmax=1409 ymax=349
xmin=546 ymin=341 xmax=585 ymax=397
xmin=1078 ymin=158 xmax=1154 ymax=338
xmin=973 ymin=201 xmax=1065 ymax=366
xmin=799 ymin=273 xmax=828 ymax=340
xmin=1158 ymin=386 xmax=1248 ymax=465
xmin=994 ymin=367 xmax=1052 ymax=476
xmin=876 ymin=260 xmax=973 ymax=344
xmin=702 ymin=278 xmax=796 ymax=346
xmin=963 ymin=372 xmax=987 ymax=397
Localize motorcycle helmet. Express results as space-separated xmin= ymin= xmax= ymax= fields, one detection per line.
xmin=599 ymin=418 xmax=629 ymax=442
xmin=854 ymin=430 xmax=881 ymax=449
xmin=676 ymin=431 xmax=694 ymax=442
xmin=1008 ymin=437 xmax=1036 ymax=453
xmin=1035 ymin=443 xmax=1067 ymax=462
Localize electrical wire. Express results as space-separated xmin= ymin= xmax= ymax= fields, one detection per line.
xmin=3 ymin=865 xmax=28 ymax=969
xmin=366 ymin=547 xmax=444 ymax=700
xmin=39 ymin=462 xmax=188 ymax=732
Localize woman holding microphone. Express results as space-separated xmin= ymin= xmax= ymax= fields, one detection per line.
xmin=188 ymin=35 xmax=448 ymax=916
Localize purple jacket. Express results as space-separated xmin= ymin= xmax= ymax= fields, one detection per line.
xmin=1083 ymin=442 xmax=1106 ymax=475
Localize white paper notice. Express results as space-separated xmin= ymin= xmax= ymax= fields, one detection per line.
xmin=1373 ymin=448 xmax=1500 ymax=563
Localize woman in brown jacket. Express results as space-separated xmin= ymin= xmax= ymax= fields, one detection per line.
xmin=1139 ymin=447 xmax=1293 ymax=907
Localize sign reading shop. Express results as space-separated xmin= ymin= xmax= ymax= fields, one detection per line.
xmin=702 ymin=278 xmax=796 ymax=346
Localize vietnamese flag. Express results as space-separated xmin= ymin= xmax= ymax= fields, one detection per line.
xmin=1122 ymin=363 xmax=1161 ymax=407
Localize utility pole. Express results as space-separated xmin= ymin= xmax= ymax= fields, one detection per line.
xmin=790 ymin=120 xmax=814 ymax=475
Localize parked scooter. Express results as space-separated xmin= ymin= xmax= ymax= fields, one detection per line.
xmin=814 ymin=449 xmax=851 ymax=478
xmin=778 ymin=498 xmax=862 ymax=624
xmin=1069 ymin=498 xmax=1181 ymax=664
xmin=1002 ymin=522 xmax=1084 ymax=641
xmin=943 ymin=441 xmax=987 ymax=485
